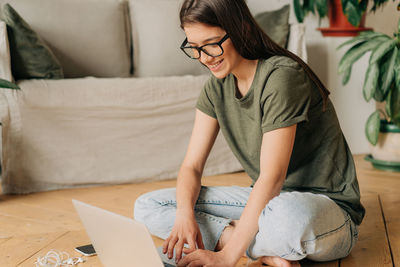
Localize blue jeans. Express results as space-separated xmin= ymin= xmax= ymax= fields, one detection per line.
xmin=133 ymin=186 xmax=359 ymax=261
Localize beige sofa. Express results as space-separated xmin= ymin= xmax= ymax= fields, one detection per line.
xmin=0 ymin=0 xmax=307 ymax=194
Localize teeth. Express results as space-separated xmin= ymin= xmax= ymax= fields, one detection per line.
xmin=209 ymin=60 xmax=222 ymax=69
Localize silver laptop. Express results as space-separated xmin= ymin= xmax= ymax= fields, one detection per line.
xmin=72 ymin=199 xmax=176 ymax=267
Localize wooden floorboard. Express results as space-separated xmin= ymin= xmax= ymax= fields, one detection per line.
xmin=19 ymin=230 xmax=102 ymax=266
xmin=0 ymin=155 xmax=399 ymax=266
xmin=340 ymin=194 xmax=393 ymax=267
xmin=0 ymin=232 xmax=66 ymax=266
xmin=380 ymin=193 xmax=400 ymax=266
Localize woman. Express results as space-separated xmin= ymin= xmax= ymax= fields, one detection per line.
xmin=134 ymin=0 xmax=365 ymax=266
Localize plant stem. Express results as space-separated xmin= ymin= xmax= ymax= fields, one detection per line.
xmin=378 ymin=109 xmax=389 ymax=122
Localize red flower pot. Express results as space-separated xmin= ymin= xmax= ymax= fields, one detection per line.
xmin=318 ymin=0 xmax=372 ymax=37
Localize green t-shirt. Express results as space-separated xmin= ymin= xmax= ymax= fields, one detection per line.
xmin=196 ymin=56 xmax=365 ymax=225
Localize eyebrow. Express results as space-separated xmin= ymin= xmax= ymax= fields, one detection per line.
xmin=188 ymin=36 xmax=221 ymax=45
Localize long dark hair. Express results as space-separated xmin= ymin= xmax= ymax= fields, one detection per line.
xmin=179 ymin=0 xmax=330 ymax=109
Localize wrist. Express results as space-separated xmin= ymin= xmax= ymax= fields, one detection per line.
xmin=176 ymin=208 xmax=195 ymax=217
xmin=218 ymin=249 xmax=239 ymax=267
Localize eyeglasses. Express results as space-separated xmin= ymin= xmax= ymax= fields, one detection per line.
xmin=180 ymin=34 xmax=229 ymax=59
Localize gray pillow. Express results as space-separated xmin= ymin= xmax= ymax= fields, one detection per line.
xmin=254 ymin=4 xmax=290 ymax=48
xmin=0 ymin=3 xmax=63 ymax=80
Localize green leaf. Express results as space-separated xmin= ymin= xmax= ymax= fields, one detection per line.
xmin=369 ymin=39 xmax=396 ymax=64
xmin=342 ymin=66 xmax=352 ymax=85
xmin=362 ymin=63 xmax=379 ymax=101
xmin=386 ymin=89 xmax=392 ymax=118
xmin=379 ymin=47 xmax=398 ymax=97
xmin=388 ymin=82 xmax=400 ymax=126
xmin=0 ymin=78 xmax=20 ymax=90
xmin=293 ymin=0 xmax=305 ymax=23
xmin=336 ymin=32 xmax=388 ymax=51
xmin=398 ymin=15 xmax=400 ymax=34
xmin=341 ymin=0 xmax=362 ymax=26
xmin=338 ymin=37 xmax=387 ymax=74
xmin=373 ymin=86 xmax=386 ymax=102
xmin=314 ymin=0 xmax=328 ymax=17
xmin=394 ymin=52 xmax=400 ymax=89
xmin=365 ymin=110 xmax=381 ymax=145
xmin=306 ymin=0 xmax=315 ymax=14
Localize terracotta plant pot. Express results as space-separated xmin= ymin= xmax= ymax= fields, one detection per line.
xmin=318 ymin=0 xmax=372 ymax=37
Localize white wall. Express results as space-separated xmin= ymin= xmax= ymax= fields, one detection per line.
xmin=265 ymin=0 xmax=398 ymax=154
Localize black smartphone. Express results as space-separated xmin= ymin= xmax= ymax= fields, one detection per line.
xmin=75 ymin=244 xmax=97 ymax=256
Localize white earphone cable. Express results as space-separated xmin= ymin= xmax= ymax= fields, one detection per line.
xmin=34 ymin=250 xmax=85 ymax=267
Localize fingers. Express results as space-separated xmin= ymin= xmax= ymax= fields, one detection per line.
xmin=187 ymin=260 xmax=203 ymax=267
xmin=177 ymin=250 xmax=203 ymax=267
xmin=175 ymin=240 xmax=185 ymax=263
xmin=167 ymin=236 xmax=178 ymax=259
xmin=197 ymin=231 xmax=205 ymax=249
xmin=176 ymin=251 xmax=193 ymax=267
xmin=162 ymin=237 xmax=170 ymax=254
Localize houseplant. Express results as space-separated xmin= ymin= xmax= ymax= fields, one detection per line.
xmin=293 ymin=0 xmax=400 ymax=27
xmin=337 ymin=17 xmax=400 ymax=171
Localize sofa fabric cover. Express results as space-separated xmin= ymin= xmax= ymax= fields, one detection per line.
xmin=0 ymin=21 xmax=11 ymax=81
xmin=129 ymin=0 xmax=208 ymax=77
xmin=0 ymin=0 xmax=131 ymax=78
xmin=0 ymin=76 xmax=242 ymax=194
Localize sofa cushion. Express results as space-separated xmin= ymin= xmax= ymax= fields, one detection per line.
xmin=0 ymin=0 xmax=131 ymax=78
xmin=254 ymin=5 xmax=290 ymax=48
xmin=1 ymin=4 xmax=64 ymax=80
xmin=129 ymin=0 xmax=208 ymax=77
xmin=0 ymin=21 xmax=12 ymax=81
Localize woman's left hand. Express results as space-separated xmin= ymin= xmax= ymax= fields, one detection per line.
xmin=176 ymin=249 xmax=235 ymax=267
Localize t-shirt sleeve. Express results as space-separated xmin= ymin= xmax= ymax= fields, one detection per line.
xmin=261 ymin=65 xmax=312 ymax=133
xmin=196 ymin=78 xmax=217 ymax=119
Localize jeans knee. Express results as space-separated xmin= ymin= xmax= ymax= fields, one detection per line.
xmin=255 ymin=192 xmax=349 ymax=260
xmin=133 ymin=188 xmax=176 ymax=224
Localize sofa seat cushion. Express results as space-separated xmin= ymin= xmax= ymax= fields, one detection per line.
xmin=0 ymin=0 xmax=131 ymax=78
xmin=0 ymin=76 xmax=242 ymax=194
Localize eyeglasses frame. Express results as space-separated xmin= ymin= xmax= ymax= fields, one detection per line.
xmin=180 ymin=34 xmax=230 ymax=59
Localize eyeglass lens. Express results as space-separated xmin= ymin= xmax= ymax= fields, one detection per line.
xmin=183 ymin=44 xmax=223 ymax=59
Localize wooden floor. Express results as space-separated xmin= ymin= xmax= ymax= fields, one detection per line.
xmin=0 ymin=154 xmax=399 ymax=266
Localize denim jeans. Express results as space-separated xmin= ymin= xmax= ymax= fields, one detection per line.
xmin=134 ymin=186 xmax=359 ymax=261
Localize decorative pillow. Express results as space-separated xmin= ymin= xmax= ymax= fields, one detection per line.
xmin=254 ymin=4 xmax=290 ymax=48
xmin=2 ymin=0 xmax=131 ymax=78
xmin=0 ymin=3 xmax=64 ymax=80
xmin=0 ymin=21 xmax=12 ymax=82
xmin=129 ymin=0 xmax=208 ymax=77
xmin=0 ymin=78 xmax=19 ymax=89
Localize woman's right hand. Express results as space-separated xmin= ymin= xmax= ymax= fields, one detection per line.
xmin=162 ymin=209 xmax=204 ymax=263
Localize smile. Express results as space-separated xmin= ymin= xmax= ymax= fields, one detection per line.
xmin=207 ymin=59 xmax=224 ymax=71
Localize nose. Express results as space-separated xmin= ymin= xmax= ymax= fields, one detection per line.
xmin=199 ymin=50 xmax=212 ymax=65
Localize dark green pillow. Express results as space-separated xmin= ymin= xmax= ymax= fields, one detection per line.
xmin=0 ymin=78 xmax=20 ymax=89
xmin=0 ymin=4 xmax=63 ymax=80
xmin=254 ymin=5 xmax=290 ymax=48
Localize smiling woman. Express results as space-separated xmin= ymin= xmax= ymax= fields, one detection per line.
xmin=133 ymin=0 xmax=365 ymax=266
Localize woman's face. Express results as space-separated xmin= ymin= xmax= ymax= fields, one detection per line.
xmin=183 ymin=23 xmax=243 ymax=79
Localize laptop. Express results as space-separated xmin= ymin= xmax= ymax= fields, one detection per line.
xmin=72 ymin=199 xmax=177 ymax=267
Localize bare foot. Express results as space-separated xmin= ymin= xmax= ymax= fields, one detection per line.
xmin=260 ymin=256 xmax=301 ymax=267
xmin=214 ymin=220 xmax=239 ymax=251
